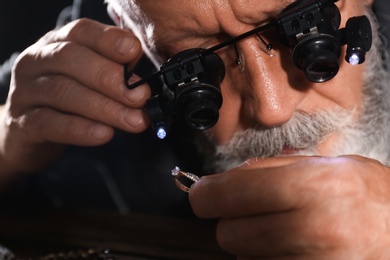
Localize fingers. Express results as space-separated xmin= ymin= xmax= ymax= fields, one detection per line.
xmin=2 ymin=18 xmax=151 ymax=173
xmin=238 ymin=156 xmax=314 ymax=169
xmin=189 ymin=168 xmax=295 ymax=219
xmin=9 ymin=18 xmax=151 ymax=145
xmin=219 ymin=208 xmax=352 ymax=258
xmin=190 ymin=156 xmax=313 ymax=219
xmin=14 ymin=107 xmax=114 ymax=146
xmin=190 ymin=155 xmax=390 ymax=258
xmin=189 ymin=156 xmax=362 ymax=219
xmin=216 ymin=211 xmax=342 ymax=259
xmin=16 ymin=33 xmax=150 ymax=110
xmin=42 ymin=18 xmax=143 ymax=65
xmin=11 ymin=74 xmax=149 ymax=134
xmin=216 ymin=212 xmax=301 ymax=258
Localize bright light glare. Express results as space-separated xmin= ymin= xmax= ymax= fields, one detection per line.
xmin=157 ymin=128 xmax=167 ymax=139
xmin=349 ymin=54 xmax=360 ymax=65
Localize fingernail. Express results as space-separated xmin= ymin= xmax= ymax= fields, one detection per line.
xmin=124 ymin=109 xmax=144 ymax=127
xmin=91 ymin=124 xmax=110 ymax=140
xmin=125 ymin=85 xmax=146 ymax=102
xmin=115 ymin=36 xmax=135 ymax=55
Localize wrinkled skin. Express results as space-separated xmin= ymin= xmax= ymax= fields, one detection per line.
xmin=2 ymin=0 xmax=390 ymax=258
xmin=0 ymin=19 xmax=151 ymax=180
xmin=190 ymin=155 xmax=390 ymax=258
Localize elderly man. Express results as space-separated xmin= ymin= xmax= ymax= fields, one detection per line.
xmin=1 ymin=0 xmax=390 ymax=258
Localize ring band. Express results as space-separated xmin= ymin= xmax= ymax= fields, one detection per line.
xmin=171 ymin=166 xmax=200 ymax=193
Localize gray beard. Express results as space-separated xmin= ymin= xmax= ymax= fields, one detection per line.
xmin=199 ymin=8 xmax=390 ymax=173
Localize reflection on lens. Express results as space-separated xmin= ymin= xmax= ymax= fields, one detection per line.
xmin=187 ymin=107 xmax=219 ymax=130
xmin=177 ymin=82 xmax=222 ymax=131
xmin=306 ymin=59 xmax=339 ymax=82
xmin=293 ymin=35 xmax=341 ymax=83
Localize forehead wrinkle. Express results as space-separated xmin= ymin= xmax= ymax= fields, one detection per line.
xmin=137 ymin=0 xmax=299 ymax=58
xmin=211 ymin=0 xmax=297 ymax=36
xmin=230 ymin=0 xmax=294 ymax=22
xmin=149 ymin=1 xmax=223 ymax=55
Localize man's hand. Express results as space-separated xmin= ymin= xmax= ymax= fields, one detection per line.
xmin=0 ymin=18 xmax=150 ymax=175
xmin=190 ymin=155 xmax=390 ymax=259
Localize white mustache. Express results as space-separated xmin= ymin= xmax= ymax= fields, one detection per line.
xmin=213 ymin=109 xmax=355 ymax=170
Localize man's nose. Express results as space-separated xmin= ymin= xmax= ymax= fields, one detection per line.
xmin=237 ymin=40 xmax=307 ymax=127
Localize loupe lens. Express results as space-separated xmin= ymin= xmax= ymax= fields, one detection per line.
xmin=305 ymin=55 xmax=339 ymax=82
xmin=176 ymin=82 xmax=222 ymax=131
xmin=293 ymin=35 xmax=341 ymax=83
xmin=185 ymin=99 xmax=219 ymax=130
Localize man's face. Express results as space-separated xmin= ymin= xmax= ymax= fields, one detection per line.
xmin=134 ymin=0 xmax=367 ymax=136
xmin=115 ymin=0 xmax=384 ymax=170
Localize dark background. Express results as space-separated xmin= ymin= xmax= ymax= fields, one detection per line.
xmin=0 ymin=0 xmax=73 ymax=63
